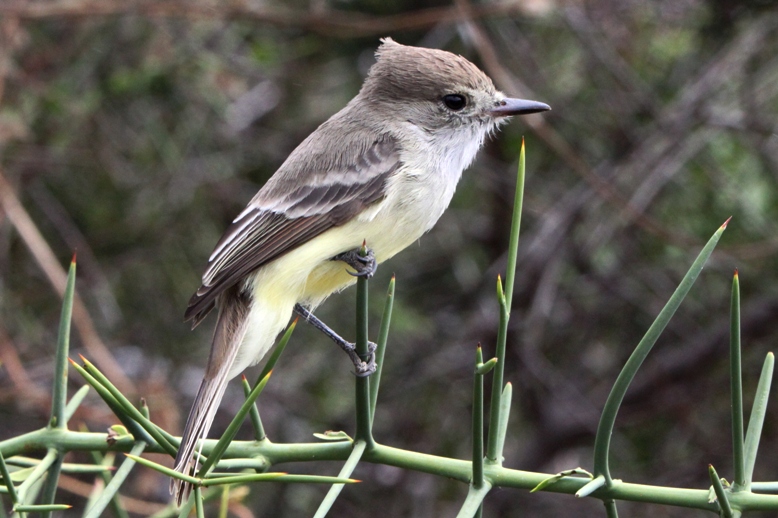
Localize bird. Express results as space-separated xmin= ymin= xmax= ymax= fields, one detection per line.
xmin=171 ymin=37 xmax=550 ymax=504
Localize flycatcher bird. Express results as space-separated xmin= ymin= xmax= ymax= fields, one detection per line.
xmin=171 ymin=37 xmax=550 ymax=503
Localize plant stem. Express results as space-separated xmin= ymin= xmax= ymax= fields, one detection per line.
xmin=593 ymin=220 xmax=728 ymax=483
xmin=730 ymin=270 xmax=745 ymax=490
xmin=50 ymin=258 xmax=76 ymax=430
xmin=354 ymin=260 xmax=374 ymax=447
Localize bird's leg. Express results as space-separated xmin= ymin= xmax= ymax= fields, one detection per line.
xmin=332 ymin=246 xmax=377 ymax=278
xmin=293 ymin=303 xmax=376 ymax=376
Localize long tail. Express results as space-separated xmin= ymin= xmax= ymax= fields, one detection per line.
xmin=170 ymin=286 xmax=251 ymax=506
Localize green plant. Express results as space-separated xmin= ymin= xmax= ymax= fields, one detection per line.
xmin=1 ymin=143 xmax=776 ymax=517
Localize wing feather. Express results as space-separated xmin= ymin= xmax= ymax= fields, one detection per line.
xmin=185 ymin=134 xmax=400 ymax=324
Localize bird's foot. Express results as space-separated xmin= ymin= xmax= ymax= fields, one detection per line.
xmin=332 ymin=246 xmax=377 ymax=278
xmin=294 ymin=304 xmax=377 ymax=376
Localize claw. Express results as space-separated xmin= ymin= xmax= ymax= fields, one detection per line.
xmin=333 ymin=247 xmax=377 ymax=279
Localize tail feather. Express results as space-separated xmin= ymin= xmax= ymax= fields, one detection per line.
xmin=171 ymin=286 xmax=251 ymax=506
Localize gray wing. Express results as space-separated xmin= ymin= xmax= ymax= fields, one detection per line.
xmin=185 ymin=133 xmax=400 ymax=325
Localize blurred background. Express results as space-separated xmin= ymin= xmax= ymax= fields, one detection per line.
xmin=1 ymin=0 xmax=778 ymax=516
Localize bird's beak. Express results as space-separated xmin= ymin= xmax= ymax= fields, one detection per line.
xmin=490 ymin=98 xmax=551 ymax=117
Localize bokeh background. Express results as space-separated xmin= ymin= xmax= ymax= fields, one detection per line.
xmin=1 ymin=0 xmax=778 ymax=516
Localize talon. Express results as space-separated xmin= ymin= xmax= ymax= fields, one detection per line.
xmin=332 ymin=247 xmax=377 ymax=279
xmin=354 ymin=353 xmax=377 ymax=377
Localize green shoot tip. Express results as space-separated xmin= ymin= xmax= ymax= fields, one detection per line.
xmin=722 ymin=216 xmax=732 ymax=229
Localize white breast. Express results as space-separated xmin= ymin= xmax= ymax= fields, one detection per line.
xmin=356 ymin=122 xmax=487 ymax=259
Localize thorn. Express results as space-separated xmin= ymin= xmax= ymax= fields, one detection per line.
xmin=68 ymin=357 xmax=76 ymax=365
xmin=722 ymin=216 xmax=732 ymax=229
xmin=734 ymin=268 xmax=739 ymax=278
xmin=351 ymin=479 xmax=363 ymax=483
xmin=391 ymin=273 xmax=396 ymax=280
xmin=521 ymin=136 xmax=525 ymax=149
xmin=241 ymin=374 xmax=247 ymax=381
xmin=71 ymin=250 xmax=77 ymax=264
xmin=292 ymin=316 xmax=300 ymax=325
xmin=78 ymin=354 xmax=87 ymax=362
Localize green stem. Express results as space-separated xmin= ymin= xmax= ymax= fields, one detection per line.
xmin=86 ymin=451 xmax=130 ymax=518
xmin=709 ymin=464 xmax=734 ymax=518
xmin=354 ymin=258 xmax=374 ymax=447
xmin=503 ymin=138 xmax=525 ymax=314
xmin=71 ymin=361 xmax=158 ymax=448
xmin=492 ymin=383 xmax=512 ymax=465
xmin=50 ymin=258 xmax=76 ymax=430
xmin=369 ymin=276 xmax=395 ymax=426
xmin=744 ymin=352 xmax=774 ymax=489
xmin=486 ymin=278 xmax=509 ymax=462
xmin=0 ymin=451 xmax=19 ymax=504
xmin=455 ymin=482 xmax=492 ymax=518
xmin=472 ymin=347 xmax=485 ymax=489
xmin=64 ymin=386 xmax=90 ymax=424
xmin=593 ymin=220 xmax=728 ymax=483
xmin=604 ymin=499 xmax=619 ymax=518
xmin=218 ymin=485 xmax=229 ymax=518
xmin=196 ymin=371 xmax=272 ymax=477
xmin=241 ymin=376 xmax=266 ymax=441
xmin=313 ymin=440 xmax=367 ymax=518
xmin=194 ymin=486 xmax=204 ymax=518
xmin=83 ymin=442 xmax=145 ymax=518
xmin=15 ymin=448 xmax=57 ymax=504
xmin=730 ymin=270 xmax=745 ymax=490
xmin=39 ymin=449 xmax=63 ymax=518
xmin=486 ymin=143 xmax=525 ymax=462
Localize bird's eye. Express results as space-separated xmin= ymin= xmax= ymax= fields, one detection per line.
xmin=442 ymin=94 xmax=467 ymax=111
